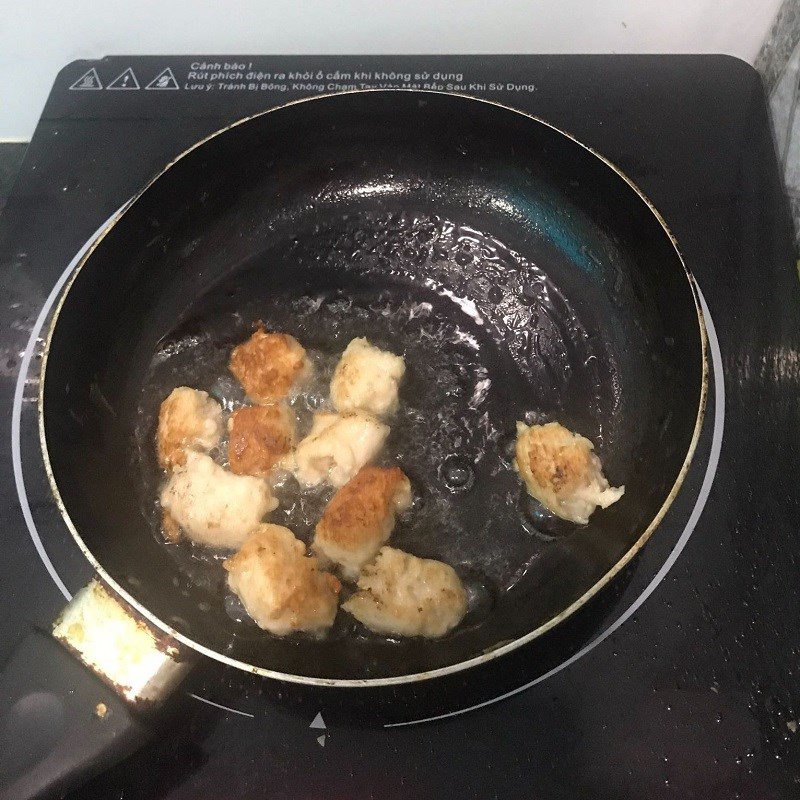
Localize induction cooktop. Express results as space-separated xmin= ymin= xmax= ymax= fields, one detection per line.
xmin=1 ymin=54 xmax=798 ymax=799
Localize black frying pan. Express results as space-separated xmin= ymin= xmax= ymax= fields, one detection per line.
xmin=0 ymin=90 xmax=708 ymax=800
xmin=41 ymin=91 xmax=705 ymax=685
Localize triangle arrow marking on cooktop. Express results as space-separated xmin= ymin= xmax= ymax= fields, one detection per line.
xmin=317 ymin=735 xmax=326 ymax=747
xmin=310 ymin=711 xmax=326 ymax=729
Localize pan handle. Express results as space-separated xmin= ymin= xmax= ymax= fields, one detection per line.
xmin=0 ymin=580 xmax=191 ymax=799
xmin=0 ymin=628 xmax=151 ymax=800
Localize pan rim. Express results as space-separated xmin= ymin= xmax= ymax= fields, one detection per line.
xmin=39 ymin=88 xmax=709 ymax=688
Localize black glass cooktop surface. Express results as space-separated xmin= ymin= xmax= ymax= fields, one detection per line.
xmin=1 ymin=55 xmax=798 ymax=799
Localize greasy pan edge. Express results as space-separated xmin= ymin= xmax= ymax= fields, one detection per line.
xmin=39 ymin=89 xmax=709 ymax=688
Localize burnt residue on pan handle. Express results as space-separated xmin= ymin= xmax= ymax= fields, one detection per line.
xmin=0 ymin=580 xmax=190 ymax=800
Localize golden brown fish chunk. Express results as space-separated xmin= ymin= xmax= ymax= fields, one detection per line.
xmin=515 ymin=421 xmax=624 ymax=524
xmin=229 ymin=329 xmax=309 ymax=404
xmin=228 ymin=404 xmax=296 ymax=477
xmin=156 ymin=387 xmax=223 ymax=469
xmin=330 ymin=337 xmax=405 ymax=417
xmin=342 ymin=547 xmax=467 ymax=638
xmin=159 ymin=452 xmax=277 ymax=548
xmin=313 ymin=466 xmax=412 ymax=579
xmin=224 ymin=524 xmax=341 ymax=635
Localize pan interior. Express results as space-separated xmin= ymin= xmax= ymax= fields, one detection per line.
xmin=42 ymin=92 xmax=703 ymax=681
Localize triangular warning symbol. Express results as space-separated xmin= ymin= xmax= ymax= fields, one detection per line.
xmin=309 ymin=711 xmax=326 ymax=729
xmin=316 ymin=734 xmax=326 ymax=747
xmin=69 ymin=68 xmax=102 ymax=91
xmin=107 ymin=68 xmax=139 ymax=90
xmin=146 ymin=67 xmax=179 ymax=90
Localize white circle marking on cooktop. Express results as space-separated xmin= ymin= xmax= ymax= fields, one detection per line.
xmin=12 ymin=208 xmax=126 ymax=601
xmin=386 ymin=286 xmax=724 ymax=727
xmin=186 ymin=693 xmax=255 ymax=718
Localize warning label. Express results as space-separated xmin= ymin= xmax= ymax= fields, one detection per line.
xmin=70 ymin=68 xmax=103 ymax=91
xmin=146 ymin=67 xmax=179 ymax=90
xmin=65 ymin=61 xmax=538 ymax=99
xmin=107 ymin=68 xmax=139 ymax=90
xmin=181 ymin=62 xmax=536 ymax=95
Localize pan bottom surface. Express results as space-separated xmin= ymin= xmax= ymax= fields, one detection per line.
xmin=131 ymin=210 xmax=642 ymax=673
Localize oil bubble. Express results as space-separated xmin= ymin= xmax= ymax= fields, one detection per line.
xmin=224 ymin=593 xmax=249 ymax=624
xmin=519 ymin=493 xmax=575 ymax=540
xmin=440 ymin=455 xmax=475 ymax=492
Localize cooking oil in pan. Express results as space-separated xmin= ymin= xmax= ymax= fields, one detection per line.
xmin=134 ymin=212 xmax=622 ymax=637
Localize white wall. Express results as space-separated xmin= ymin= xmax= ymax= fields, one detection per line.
xmin=0 ymin=0 xmax=783 ymax=140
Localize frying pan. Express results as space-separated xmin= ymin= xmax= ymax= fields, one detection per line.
xmin=1 ymin=91 xmax=705 ymax=798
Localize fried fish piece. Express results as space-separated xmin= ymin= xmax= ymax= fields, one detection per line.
xmin=224 ymin=524 xmax=341 ymax=635
xmin=313 ymin=466 xmax=412 ymax=579
xmin=284 ymin=411 xmax=389 ymax=488
xmin=229 ymin=329 xmax=309 ymax=404
xmin=515 ymin=421 xmax=624 ymax=524
xmin=157 ymin=387 xmax=223 ymax=469
xmin=330 ymin=337 xmax=405 ymax=417
xmin=159 ymin=451 xmax=277 ymax=548
xmin=342 ymin=547 xmax=467 ymax=638
xmin=228 ymin=404 xmax=296 ymax=477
